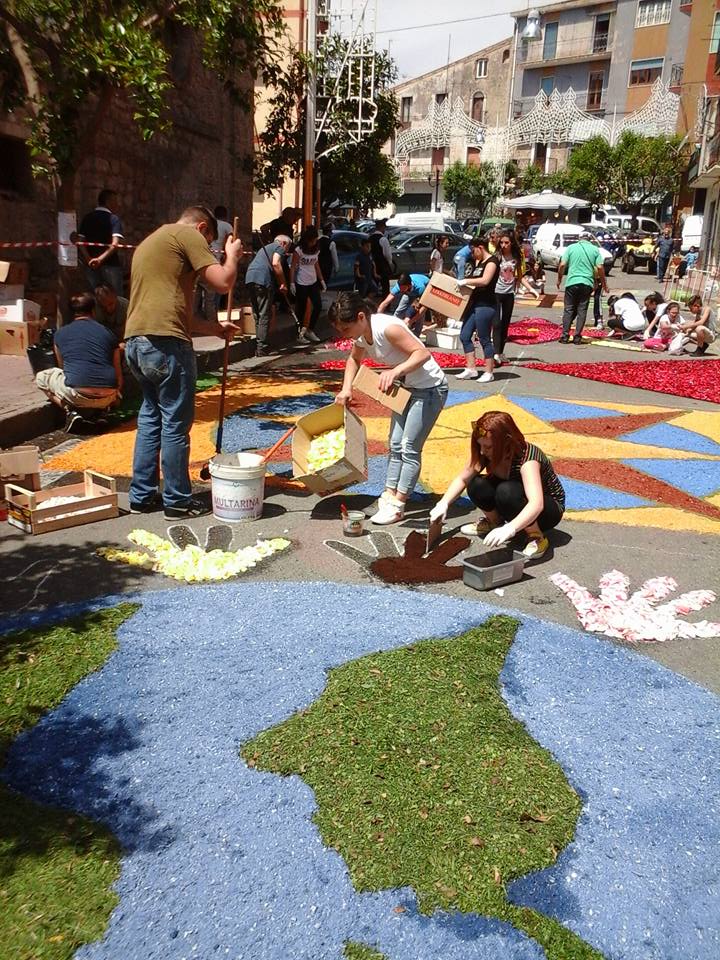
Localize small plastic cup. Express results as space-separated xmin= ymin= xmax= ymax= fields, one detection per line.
xmin=342 ymin=510 xmax=365 ymax=537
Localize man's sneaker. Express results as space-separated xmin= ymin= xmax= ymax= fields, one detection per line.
xmin=460 ymin=517 xmax=494 ymax=537
xmin=478 ymin=371 xmax=495 ymax=383
xmin=129 ymin=496 xmax=162 ymax=515
xmin=523 ymin=535 xmax=549 ymax=561
xmin=572 ymin=335 xmax=584 ymax=345
xmin=370 ymin=496 xmax=405 ymax=525
xmin=455 ymin=368 xmax=479 ymax=380
xmin=64 ymin=411 xmax=84 ymax=433
xmin=559 ymin=334 xmax=570 ymax=344
xmin=304 ymin=329 xmax=321 ymax=343
xmin=164 ymin=498 xmax=211 ymax=520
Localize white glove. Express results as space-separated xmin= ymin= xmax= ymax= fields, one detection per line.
xmin=483 ymin=523 xmax=515 ymax=548
xmin=429 ymin=502 xmax=447 ymax=523
xmin=290 ymin=283 xmax=297 ymax=296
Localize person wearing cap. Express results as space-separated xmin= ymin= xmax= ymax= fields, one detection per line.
xmin=557 ymin=231 xmax=608 ymax=344
xmin=370 ymin=219 xmax=394 ymax=297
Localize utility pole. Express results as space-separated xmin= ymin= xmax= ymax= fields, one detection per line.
xmin=303 ymin=0 xmax=318 ymax=228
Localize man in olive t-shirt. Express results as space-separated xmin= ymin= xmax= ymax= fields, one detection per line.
xmin=124 ymin=205 xmax=242 ymax=519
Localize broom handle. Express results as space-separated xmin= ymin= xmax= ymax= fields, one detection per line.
xmin=215 ymin=216 xmax=239 ymax=454
xmin=261 ymin=424 xmax=296 ymax=463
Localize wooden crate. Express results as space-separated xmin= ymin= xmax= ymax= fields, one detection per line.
xmin=6 ymin=470 xmax=118 ymax=535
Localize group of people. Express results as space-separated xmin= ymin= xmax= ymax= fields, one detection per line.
xmin=331 ymin=291 xmax=563 ymax=559
xmin=607 ymin=291 xmax=716 ymax=354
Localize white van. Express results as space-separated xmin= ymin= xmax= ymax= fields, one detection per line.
xmin=534 ymin=224 xmax=615 ymax=274
xmin=386 ymin=212 xmax=446 ymax=231
xmin=607 ymin=214 xmax=661 ymax=235
xmin=681 ymin=215 xmax=703 ymax=253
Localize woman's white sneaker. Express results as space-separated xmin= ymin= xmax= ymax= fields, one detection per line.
xmin=455 ymin=369 xmax=479 ymax=380
xmin=478 ymin=372 xmax=495 ymax=383
xmin=371 ymin=497 xmax=405 ymax=525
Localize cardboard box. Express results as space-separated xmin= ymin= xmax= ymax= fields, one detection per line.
xmin=419 ymin=271 xmax=471 ymax=322
xmin=0 ymin=261 xmax=30 ymax=286
xmin=0 ymin=318 xmax=41 ymax=356
xmin=352 ymin=364 xmax=410 ymax=415
xmin=292 ymin=403 xmax=368 ymax=495
xmin=0 ymin=299 xmax=42 ymax=324
xmin=1 ymin=445 xmax=42 ymax=501
xmin=0 ymin=285 xmax=25 ymax=304
xmin=27 ymin=290 xmax=58 ymax=319
xmin=6 ymin=470 xmax=118 ymax=535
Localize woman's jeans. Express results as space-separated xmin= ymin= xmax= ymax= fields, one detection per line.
xmin=494 ymin=292 xmax=515 ymax=355
xmin=125 ymin=336 xmax=197 ymax=509
xmin=386 ymin=383 xmax=448 ymax=495
xmin=460 ymin=303 xmax=496 ymax=359
xmin=467 ymin=474 xmax=563 ymax=531
xmin=295 ymin=281 xmax=322 ymax=330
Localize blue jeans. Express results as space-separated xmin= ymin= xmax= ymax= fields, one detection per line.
xmin=386 ymin=383 xmax=448 ymax=495
xmin=657 ymin=256 xmax=670 ymax=281
xmin=460 ymin=303 xmax=496 ymax=359
xmin=125 ymin=336 xmax=197 ymax=508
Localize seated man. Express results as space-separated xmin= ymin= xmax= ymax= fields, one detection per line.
xmin=94 ymin=283 xmax=129 ymax=340
xmin=36 ymin=293 xmax=122 ymax=432
xmin=377 ymin=272 xmax=429 ymax=336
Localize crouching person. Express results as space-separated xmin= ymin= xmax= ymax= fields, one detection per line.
xmin=36 ymin=293 xmax=122 ymax=432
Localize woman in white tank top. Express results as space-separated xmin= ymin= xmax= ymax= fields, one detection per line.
xmin=291 ymin=226 xmax=326 ymax=343
xmin=330 ymin=292 xmax=448 ymax=525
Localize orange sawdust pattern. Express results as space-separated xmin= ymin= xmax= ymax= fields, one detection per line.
xmin=42 ymin=375 xmax=334 ymax=481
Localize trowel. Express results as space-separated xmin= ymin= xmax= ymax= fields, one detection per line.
xmin=425 ymin=515 xmax=444 ymax=554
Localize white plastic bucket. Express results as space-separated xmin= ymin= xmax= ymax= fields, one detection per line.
xmin=209 ymin=452 xmax=266 ymax=522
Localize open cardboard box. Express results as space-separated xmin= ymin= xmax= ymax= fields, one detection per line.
xmin=419 ymin=271 xmax=470 ymax=322
xmin=292 ymin=402 xmax=368 ymax=495
xmin=352 ymin=364 xmax=410 ymax=415
xmin=0 ymin=445 xmax=41 ymax=500
xmin=6 ymin=470 xmax=118 ymax=534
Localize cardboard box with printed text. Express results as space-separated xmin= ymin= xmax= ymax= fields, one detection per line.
xmin=419 ymin=271 xmax=471 ymax=322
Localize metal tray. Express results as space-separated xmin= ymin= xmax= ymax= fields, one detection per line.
xmin=462 ymin=548 xmax=527 ymax=591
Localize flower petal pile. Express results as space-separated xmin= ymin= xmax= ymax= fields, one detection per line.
xmin=98 ymin=529 xmax=291 ymax=582
xmin=306 ymin=428 xmax=345 ymax=473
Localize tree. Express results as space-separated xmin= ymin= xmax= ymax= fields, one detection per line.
xmin=441 ymin=161 xmax=500 ymax=218
xmin=255 ymin=44 xmax=400 ymax=209
xmin=0 ymin=0 xmax=287 ymax=206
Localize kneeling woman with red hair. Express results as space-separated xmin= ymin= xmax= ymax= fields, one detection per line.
xmin=429 ymin=411 xmax=565 ymax=559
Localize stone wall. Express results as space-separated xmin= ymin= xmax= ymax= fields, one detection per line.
xmin=0 ymin=31 xmax=254 ymax=297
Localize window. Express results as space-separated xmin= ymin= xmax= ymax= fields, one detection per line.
xmin=535 ymin=142 xmax=548 ymax=171
xmin=471 ymin=93 xmax=485 ymax=123
xmin=0 ymin=135 xmax=33 ymax=197
xmin=636 ymin=0 xmax=672 ymax=28
xmin=629 ymin=57 xmax=663 ymax=85
xmin=400 ymin=96 xmax=412 ymax=123
xmin=712 ymin=12 xmax=720 ymax=54
xmin=502 ymin=48 xmax=510 ymax=63
xmin=593 ymin=14 xmax=610 ymax=53
xmin=540 ymin=76 xmax=555 ymax=96
xmin=467 ymin=147 xmax=481 ymax=166
xmin=431 ymin=146 xmax=447 ymax=168
xmin=475 ymin=58 xmax=488 ymax=79
xmin=587 ymin=71 xmax=604 ymax=110
xmin=435 ymin=93 xmax=447 ymax=106
xmin=543 ymin=22 xmax=558 ymax=60
xmin=408 ymin=234 xmax=431 ymax=249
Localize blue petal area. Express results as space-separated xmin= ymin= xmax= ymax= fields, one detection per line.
xmin=618 ymin=423 xmax=720 ymax=456
xmin=445 ymin=390 xmax=483 ymax=407
xmin=623 ymin=459 xmax=720 ymax=498
xmin=3 ymin=584 xmax=720 ymax=959
xmin=560 ymin=477 xmax=655 ymax=511
xmin=238 ymin=392 xmax=337 ymax=419
xmin=219 ymin=416 xmax=290 ymax=456
xmin=509 ymin=397 xmax=624 ymax=421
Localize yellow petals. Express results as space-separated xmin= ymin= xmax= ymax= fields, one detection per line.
xmin=306 ymin=428 xmax=346 ymax=473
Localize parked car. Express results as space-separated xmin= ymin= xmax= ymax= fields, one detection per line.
xmin=523 ymin=224 xmax=540 ymax=244
xmin=580 ymin=223 xmax=625 ymax=259
xmin=608 ymin=214 xmax=661 ymax=235
xmin=388 ymin=231 xmax=467 ymax=276
xmin=621 ymin=236 xmax=656 ymax=274
xmin=534 ymin=223 xmax=614 ymax=274
xmin=324 ymin=230 xmax=373 ymax=290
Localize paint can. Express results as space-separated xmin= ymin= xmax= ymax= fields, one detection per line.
xmin=209 ymin=452 xmax=266 ymax=522
xmin=342 ymin=510 xmax=365 ymax=537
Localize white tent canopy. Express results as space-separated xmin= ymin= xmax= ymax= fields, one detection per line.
xmin=502 ymin=189 xmax=589 ymax=210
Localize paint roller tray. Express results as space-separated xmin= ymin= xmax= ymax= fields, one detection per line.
xmin=463 ymin=548 xmax=528 ymax=591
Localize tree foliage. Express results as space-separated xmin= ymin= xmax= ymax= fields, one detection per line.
xmin=441 ymin=161 xmax=500 ymax=217
xmin=0 ymin=0 xmax=287 ymax=194
xmin=254 ymin=44 xmax=400 ymax=209
xmin=511 ymin=133 xmax=686 ymax=214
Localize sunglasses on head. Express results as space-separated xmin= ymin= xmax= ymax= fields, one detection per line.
xmin=472 ymin=421 xmax=487 ymax=437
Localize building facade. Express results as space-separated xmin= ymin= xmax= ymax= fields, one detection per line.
xmin=510 ymin=0 xmax=690 ymax=172
xmin=390 ymin=37 xmax=514 ymax=213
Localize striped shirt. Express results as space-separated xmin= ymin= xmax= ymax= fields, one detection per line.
xmin=508 ymin=442 xmax=565 ymax=510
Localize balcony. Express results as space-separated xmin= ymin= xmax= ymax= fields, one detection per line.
xmin=519 ymin=34 xmax=612 ymax=68
xmin=513 ymin=94 xmax=607 ymax=118
xmin=670 ymin=63 xmax=684 ymax=90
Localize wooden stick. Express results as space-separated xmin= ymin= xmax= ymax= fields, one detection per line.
xmin=215 ymin=216 xmax=239 ymax=455
xmin=261 ymin=424 xmax=296 ymax=463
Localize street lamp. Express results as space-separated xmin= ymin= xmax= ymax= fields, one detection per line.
xmin=521 ymin=8 xmax=542 ymax=41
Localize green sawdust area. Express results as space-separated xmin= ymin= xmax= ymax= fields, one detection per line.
xmin=344 ymin=941 xmax=387 ymax=959
xmin=0 ymin=604 xmax=138 ymax=960
xmin=104 ymin=373 xmax=220 ymax=425
xmin=244 ymin=616 xmax=604 ymax=960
